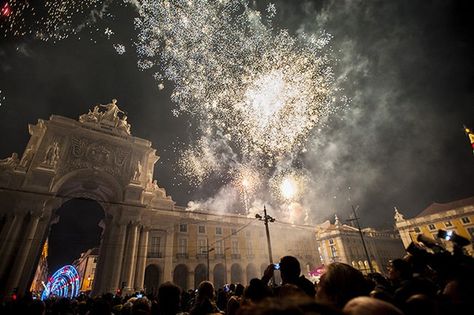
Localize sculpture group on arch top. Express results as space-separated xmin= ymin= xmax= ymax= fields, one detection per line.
xmin=79 ymin=98 xmax=131 ymax=135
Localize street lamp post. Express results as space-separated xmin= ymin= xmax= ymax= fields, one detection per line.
xmin=255 ymin=205 xmax=275 ymax=264
xmin=347 ymin=205 xmax=374 ymax=274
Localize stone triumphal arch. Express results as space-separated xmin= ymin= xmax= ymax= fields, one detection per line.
xmin=0 ymin=100 xmax=176 ymax=296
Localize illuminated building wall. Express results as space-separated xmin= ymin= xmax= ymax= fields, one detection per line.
xmin=143 ymin=210 xmax=320 ymax=292
xmin=395 ymin=196 xmax=474 ymax=256
xmin=315 ymin=216 xmax=405 ymax=275
xmin=30 ymin=240 xmax=49 ymax=293
xmin=73 ymin=248 xmax=98 ymax=292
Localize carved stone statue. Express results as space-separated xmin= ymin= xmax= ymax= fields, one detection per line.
xmin=132 ymin=160 xmax=142 ymax=181
xmin=43 ymin=141 xmax=60 ymax=167
xmin=79 ymin=105 xmax=102 ymax=123
xmin=100 ymin=99 xmax=124 ymax=123
xmin=116 ymin=115 xmax=131 ymax=135
xmin=0 ymin=153 xmax=19 ymax=169
xmin=19 ymin=146 xmax=35 ymax=168
xmin=146 ymin=179 xmax=159 ymax=191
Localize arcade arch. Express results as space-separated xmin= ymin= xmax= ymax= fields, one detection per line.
xmin=173 ymin=264 xmax=188 ymax=290
xmin=230 ymin=263 xmax=243 ymax=284
xmin=246 ymin=263 xmax=258 ymax=284
xmin=194 ymin=264 xmax=207 ymax=289
xmin=213 ymin=263 xmax=225 ymax=289
xmin=144 ymin=264 xmax=161 ymax=295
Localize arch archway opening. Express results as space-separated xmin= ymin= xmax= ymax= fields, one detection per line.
xmin=33 ymin=198 xmax=104 ymax=295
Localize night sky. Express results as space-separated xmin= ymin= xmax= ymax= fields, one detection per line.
xmin=1 ymin=1 xmax=474 ymax=267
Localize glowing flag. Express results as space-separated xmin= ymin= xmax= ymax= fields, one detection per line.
xmin=464 ymin=125 xmax=474 ymax=154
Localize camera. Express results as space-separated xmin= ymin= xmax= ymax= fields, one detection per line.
xmin=274 ymin=263 xmax=280 ymax=270
xmin=437 ymin=229 xmax=470 ymax=247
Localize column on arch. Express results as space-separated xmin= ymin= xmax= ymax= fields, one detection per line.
xmin=134 ymin=225 xmax=149 ymax=291
xmin=92 ymin=214 xmax=113 ymax=295
xmin=120 ymin=221 xmax=139 ymax=293
xmin=5 ymin=210 xmax=42 ymax=295
xmin=0 ymin=214 xmax=24 ymax=274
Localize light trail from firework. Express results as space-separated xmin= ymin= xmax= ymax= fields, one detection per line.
xmin=133 ymin=1 xmax=340 ymax=194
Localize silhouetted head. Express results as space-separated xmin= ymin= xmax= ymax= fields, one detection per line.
xmin=196 ymin=281 xmax=215 ymax=302
xmin=343 ymin=296 xmax=403 ymax=315
xmin=388 ymin=259 xmax=412 ymax=281
xmin=280 ymin=256 xmax=301 ymax=283
xmin=316 ymin=262 xmax=370 ymax=309
xmin=157 ymin=282 xmax=181 ymax=314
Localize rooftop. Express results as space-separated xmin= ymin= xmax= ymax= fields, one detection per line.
xmin=416 ymin=196 xmax=474 ymax=218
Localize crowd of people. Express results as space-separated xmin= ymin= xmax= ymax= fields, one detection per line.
xmin=2 ymin=244 xmax=474 ymax=315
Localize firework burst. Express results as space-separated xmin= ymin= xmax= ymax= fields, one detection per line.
xmin=134 ymin=0 xmax=338 ymax=162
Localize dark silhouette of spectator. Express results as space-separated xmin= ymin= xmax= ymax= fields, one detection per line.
xmin=216 ymin=288 xmax=227 ymax=311
xmin=237 ymin=295 xmax=342 ymax=315
xmin=132 ymin=297 xmax=152 ymax=315
xmin=153 ymin=282 xmax=181 ymax=315
xmin=315 ymin=263 xmax=370 ymax=309
xmin=29 ymin=299 xmax=46 ymax=315
xmin=343 ymin=296 xmax=403 ymax=315
xmin=404 ymin=294 xmax=439 ymax=315
xmin=242 ymin=278 xmax=271 ymax=304
xmin=388 ymin=258 xmax=436 ymax=308
xmin=87 ymin=297 xmax=112 ymax=315
xmin=234 ymin=284 xmax=244 ymax=297
xmin=366 ymin=272 xmax=394 ymax=304
xmin=190 ymin=281 xmax=221 ymax=315
xmin=262 ymin=256 xmax=316 ymax=298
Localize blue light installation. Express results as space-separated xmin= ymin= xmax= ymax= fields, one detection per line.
xmin=41 ymin=265 xmax=80 ymax=300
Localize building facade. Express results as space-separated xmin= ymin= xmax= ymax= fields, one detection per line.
xmin=74 ymin=248 xmax=99 ymax=292
xmin=0 ymin=102 xmax=319 ymax=297
xmin=315 ymin=215 xmax=405 ymax=274
xmin=395 ymin=197 xmax=474 ymax=255
xmin=143 ymin=213 xmax=320 ymax=294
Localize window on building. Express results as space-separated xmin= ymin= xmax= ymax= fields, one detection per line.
xmin=413 ymin=227 xmax=421 ymax=233
xmin=247 ymin=241 xmax=253 ymax=256
xmin=215 ymin=240 xmax=223 ymax=255
xmin=467 ymin=227 xmax=474 ymax=240
xmin=232 ymin=240 xmax=239 ymax=254
xmin=198 ymin=239 xmax=207 ymax=254
xmin=428 ymin=224 xmax=436 ymax=231
xmin=179 ymin=224 xmax=187 ymax=233
xmin=330 ymin=245 xmax=337 ymax=259
xmin=329 ymin=239 xmax=334 ymax=245
xmin=231 ymin=228 xmax=237 ymax=235
xmin=149 ymin=236 xmax=161 ymax=255
xmin=216 ymin=227 xmax=222 ymax=235
xmin=462 ymin=217 xmax=471 ymax=224
xmin=444 ymin=221 xmax=453 ymax=227
xmin=178 ymin=238 xmax=187 ymax=254
xmin=198 ymin=225 xmax=206 ymax=234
